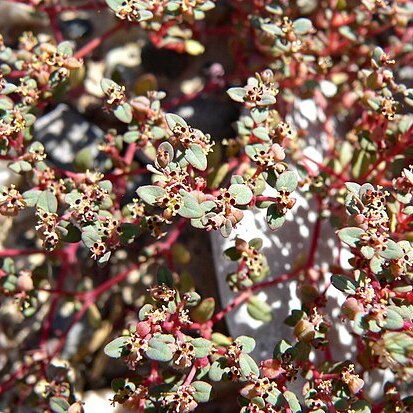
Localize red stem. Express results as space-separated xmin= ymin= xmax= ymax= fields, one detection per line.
xmin=210 ymin=267 xmax=302 ymax=325
xmin=305 ymin=196 xmax=322 ymax=270
xmin=183 ymin=365 xmax=197 ymax=385
xmin=74 ymin=22 xmax=125 ymax=59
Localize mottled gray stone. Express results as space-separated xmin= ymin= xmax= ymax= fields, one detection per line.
xmin=34 ymin=103 xmax=104 ymax=169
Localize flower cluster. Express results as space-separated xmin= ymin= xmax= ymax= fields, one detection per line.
xmin=1 ymin=0 xmax=413 ymax=412
xmin=0 ymin=34 xmax=82 ymax=154
xmin=104 ymin=273 xmax=264 ymax=411
xmin=225 ymin=238 xmax=269 ymax=291
xmin=105 ymin=0 xmax=215 ymax=54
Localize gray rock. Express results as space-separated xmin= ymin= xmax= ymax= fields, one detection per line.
xmin=34 ymin=103 xmax=104 ymax=170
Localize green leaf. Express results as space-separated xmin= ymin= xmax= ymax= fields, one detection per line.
xmin=371 ymin=47 xmax=385 ymax=67
xmin=184 ymin=291 xmax=201 ymax=307
xmin=285 ymin=309 xmax=305 ymax=326
xmin=74 ymin=147 xmax=94 ymax=171
xmin=146 ymin=337 xmax=173 ymax=362
xmin=339 ymin=25 xmax=357 ymax=41
xmin=112 ymin=378 xmax=134 ymax=393
xmin=124 ymin=131 xmax=139 ymax=143
xmin=192 ymin=338 xmax=212 ymax=358
xmin=166 ymin=113 xmax=187 ymax=130
xmin=220 ymin=219 xmax=233 ymax=238
xmin=65 ymin=191 xmax=81 ymax=206
xmin=200 ymin=0 xmax=215 ymax=11
xmin=293 ymin=341 xmax=311 ymax=362
xmin=227 ymin=87 xmax=246 ymax=103
xmin=367 ymin=97 xmax=381 ymax=111
xmin=99 ymin=180 xmax=113 ymax=193
xmin=2 ymin=274 xmax=17 ymax=291
xmin=361 ymin=245 xmax=375 ymax=259
xmin=247 ymin=296 xmax=272 ymax=322
xmin=185 ymin=39 xmax=205 ymax=55
xmin=9 ymin=160 xmax=32 ymax=174
xmin=337 ymin=227 xmax=364 ymax=248
xmin=190 ymin=297 xmax=215 ymax=323
xmin=57 ymin=41 xmax=73 ymax=56
xmin=224 ymin=247 xmax=242 ymax=260
xmin=139 ymin=304 xmax=153 ymax=321
xmin=37 ymin=190 xmax=58 ymax=213
xmin=81 ymin=225 xmax=100 ymax=248
xmin=351 ymin=400 xmax=371 ymax=413
xmin=23 ymin=189 xmax=42 ymax=207
xmin=231 ymin=175 xmax=245 ymax=185
xmin=399 ymin=116 xmax=413 ymax=134
xmin=235 ymin=336 xmax=256 ymax=353
xmin=200 ymin=200 xmax=216 ymax=213
xmin=2 ymin=257 xmax=15 ymax=273
xmin=283 ymin=391 xmax=302 ymax=413
xmin=1 ymin=83 xmax=18 ymax=94
xmin=166 ymin=2 xmax=180 ymax=12
xmin=345 ymin=182 xmax=361 ymax=194
xmin=352 ymin=149 xmax=373 ymax=179
xmin=249 ymin=238 xmax=263 ymax=250
xmin=404 ymin=89 xmax=413 ymax=107
xmin=0 ymin=96 xmax=13 ymax=110
xmin=106 ymin=0 xmax=123 ymax=10
xmin=114 ymin=102 xmax=133 ymax=123
xmin=101 ymin=78 xmax=119 ymax=94
xmin=384 ymin=307 xmax=404 ymax=330
xmin=228 ymin=184 xmax=253 ymax=205
xmin=369 ymin=254 xmax=384 ymax=274
xmin=331 ymin=274 xmax=358 ymax=294
xmin=210 ymin=163 xmax=230 ymax=188
xmin=239 ymin=353 xmax=259 ymax=378
xmin=276 ymin=171 xmax=298 ymax=192
xmin=97 ymin=251 xmax=111 ymax=265
xmin=357 ymin=183 xmax=374 ymax=198
xmin=179 ymin=191 xmax=204 ymax=218
xmin=209 ymin=359 xmax=226 ymax=381
xmin=104 ymin=336 xmax=129 ymax=358
xmin=49 ymin=397 xmax=70 ymax=413
xmin=292 ymin=18 xmax=313 ymax=34
xmin=184 ymin=144 xmax=207 ymax=171
xmin=192 ymin=381 xmax=212 ymax=403
xmin=157 ymin=266 xmax=174 ymax=287
xmin=258 ymin=94 xmax=276 ymax=106
xmin=158 ymin=141 xmax=174 ymax=160
xmin=138 ymin=9 xmax=153 ymax=21
xmin=261 ymin=24 xmax=283 ymax=36
xmin=58 ymin=221 xmax=81 ymax=243
xmin=211 ymin=333 xmax=232 ymax=346
xmin=250 ymin=107 xmax=269 ymax=123
xmin=379 ymin=240 xmax=403 ymax=260
xmin=137 ymin=185 xmax=167 ymax=206
xmin=267 ymin=204 xmax=286 ymax=230
xmin=252 ymin=127 xmax=270 ymax=141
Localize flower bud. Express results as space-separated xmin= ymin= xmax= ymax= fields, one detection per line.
xmin=275 ymin=163 xmax=287 ymax=174
xmin=64 ymin=57 xmax=82 ymax=70
xmin=341 ymin=297 xmax=363 ymax=320
xmin=136 ymin=321 xmax=151 ymax=337
xmin=17 ymin=272 xmax=34 ymax=291
xmin=229 ymin=209 xmax=244 ymax=226
xmin=260 ymin=358 xmax=285 ymax=379
xmin=299 ymin=284 xmax=319 ymax=304
xmin=68 ymin=402 xmax=84 ymax=413
xmin=271 ymin=144 xmax=286 ymax=161
xmin=348 ymin=375 xmax=364 ymax=394
xmin=294 ymin=319 xmax=315 ymax=342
